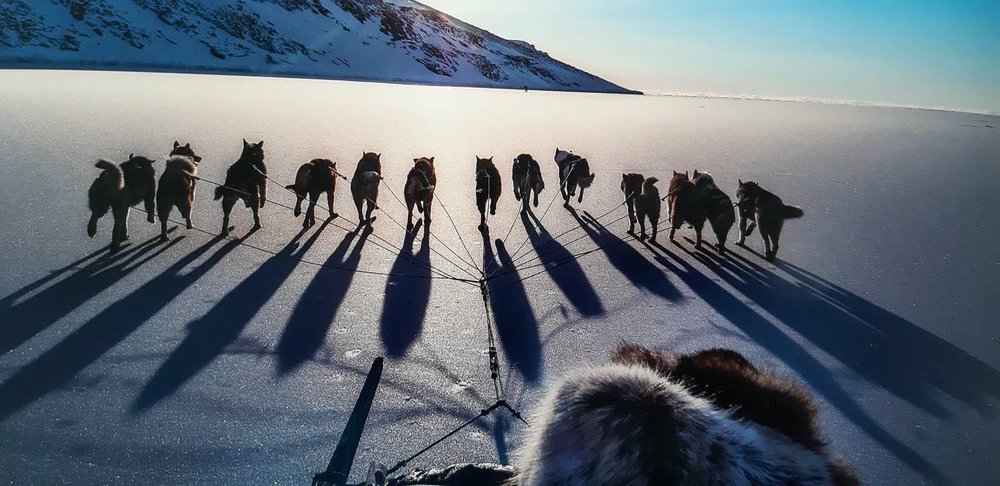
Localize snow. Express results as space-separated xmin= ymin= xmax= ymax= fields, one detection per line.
xmin=0 ymin=0 xmax=635 ymax=94
xmin=1 ymin=70 xmax=999 ymax=485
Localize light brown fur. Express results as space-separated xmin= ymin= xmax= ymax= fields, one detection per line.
xmin=157 ymin=141 xmax=201 ymax=240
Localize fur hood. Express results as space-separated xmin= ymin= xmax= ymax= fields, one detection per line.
xmin=513 ymin=363 xmax=847 ymax=486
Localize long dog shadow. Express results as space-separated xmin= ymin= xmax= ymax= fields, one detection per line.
xmin=482 ymin=227 xmax=543 ymax=384
xmin=133 ymin=223 xmax=330 ymax=410
xmin=643 ymin=240 xmax=947 ymax=481
xmin=0 ymin=232 xmax=241 ymax=421
xmin=520 ymin=210 xmax=604 ymax=317
xmin=379 ymin=221 xmax=432 ymax=359
xmin=0 ymin=229 xmax=179 ymax=354
xmin=275 ymin=223 xmax=371 ymax=375
xmin=572 ymin=209 xmax=681 ymax=302
xmin=715 ymin=245 xmax=1000 ymax=418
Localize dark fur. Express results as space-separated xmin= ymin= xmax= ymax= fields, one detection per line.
xmin=691 ymin=170 xmax=736 ymax=254
xmin=554 ymin=148 xmax=595 ymax=207
xmin=736 ymin=180 xmax=804 ymax=261
xmin=351 ymin=152 xmax=382 ymax=226
xmin=286 ymin=158 xmax=337 ymax=229
xmin=87 ymin=154 xmax=156 ymax=245
xmin=610 ymin=343 xmax=858 ymax=485
xmin=512 ymin=153 xmax=544 ymax=212
xmin=156 ymin=141 xmax=201 ymax=240
xmin=667 ymin=171 xmax=707 ymax=246
xmin=475 ymin=156 xmax=501 ymax=229
xmin=510 ymin=344 xmax=859 ymax=485
xmin=621 ymin=173 xmax=661 ymax=241
xmin=214 ymin=139 xmax=267 ymax=236
xmin=404 ymin=157 xmax=436 ymax=231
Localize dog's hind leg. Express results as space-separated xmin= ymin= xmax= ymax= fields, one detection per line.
xmin=251 ymin=203 xmax=262 ymax=231
xmin=406 ymin=198 xmax=415 ymax=231
xmin=305 ymin=193 xmax=318 ymax=229
xmin=327 ymin=190 xmax=336 ymax=219
xmin=578 ymin=186 xmax=585 ymax=204
xmin=650 ymin=216 xmax=658 ymax=243
xmin=626 ymin=202 xmax=637 ymax=235
xmin=179 ymin=200 xmax=193 ymax=230
xmin=144 ymin=191 xmax=155 ymax=224
xmin=694 ymin=222 xmax=704 ymax=248
xmin=221 ymin=196 xmax=236 ymax=236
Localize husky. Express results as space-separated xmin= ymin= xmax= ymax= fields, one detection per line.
xmin=156 ymin=141 xmax=201 ymax=240
xmin=214 ymin=139 xmax=267 ymax=236
xmin=286 ymin=158 xmax=337 ymax=229
xmin=736 ymin=180 xmax=804 ymax=261
xmin=512 ymin=153 xmax=544 ymax=212
xmin=475 ymin=156 xmax=501 ymax=230
xmin=404 ymin=157 xmax=436 ymax=231
xmin=621 ymin=173 xmax=660 ymax=241
xmin=554 ymin=148 xmax=595 ymax=207
xmin=351 ymin=152 xmax=382 ymax=226
xmin=667 ymin=171 xmax=707 ymax=246
xmin=692 ymin=169 xmax=736 ymax=254
xmin=87 ymin=154 xmax=156 ymax=245
xmin=511 ymin=343 xmax=859 ymax=486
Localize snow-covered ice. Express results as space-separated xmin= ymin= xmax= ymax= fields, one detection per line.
xmin=0 ymin=70 xmax=998 ymax=484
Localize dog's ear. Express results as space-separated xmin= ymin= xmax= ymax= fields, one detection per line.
xmin=257 ymin=140 xmax=264 ymax=148
xmin=184 ymin=143 xmax=190 ymax=149
xmin=488 ymin=156 xmax=493 ymax=161
xmin=376 ymin=153 xmax=381 ymax=159
xmin=243 ymin=138 xmax=248 ymax=147
xmin=738 ymin=178 xmax=743 ymax=185
xmin=174 ymin=141 xmax=180 ymax=148
xmin=129 ymin=153 xmax=134 ymax=159
xmin=429 ymin=157 xmax=434 ymax=164
xmin=414 ymin=158 xmax=419 ymax=163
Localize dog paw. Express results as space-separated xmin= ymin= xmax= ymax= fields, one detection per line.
xmin=147 ymin=215 xmax=155 ymax=224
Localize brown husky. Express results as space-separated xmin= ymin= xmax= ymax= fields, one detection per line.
xmin=736 ymin=180 xmax=804 ymax=261
xmin=554 ymin=148 xmax=595 ymax=208
xmin=156 ymin=141 xmax=201 ymax=240
xmin=512 ymin=153 xmax=544 ymax=212
xmin=214 ymin=139 xmax=267 ymax=236
xmin=667 ymin=171 xmax=707 ymax=246
xmin=476 ymin=156 xmax=501 ymax=229
xmin=286 ymin=158 xmax=337 ymax=229
xmin=87 ymin=154 xmax=157 ymax=245
xmin=351 ymin=152 xmax=382 ymax=226
xmin=692 ymin=169 xmax=736 ymax=254
xmin=404 ymin=157 xmax=436 ymax=231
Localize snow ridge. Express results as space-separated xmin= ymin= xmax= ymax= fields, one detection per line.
xmin=0 ymin=0 xmax=637 ymax=94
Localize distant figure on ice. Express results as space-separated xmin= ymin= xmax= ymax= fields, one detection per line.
xmin=157 ymin=141 xmax=201 ymax=240
xmin=554 ymin=148 xmax=595 ymax=208
xmin=215 ymin=139 xmax=267 ymax=236
xmin=512 ymin=153 xmax=544 ymax=212
xmin=691 ymin=169 xmax=736 ymax=254
xmin=736 ymin=179 xmax=804 ymax=261
xmin=351 ymin=152 xmax=382 ymax=227
xmin=404 ymin=156 xmax=436 ymax=232
xmin=87 ymin=154 xmax=156 ymax=246
xmin=286 ymin=158 xmax=337 ymax=229
xmin=475 ymin=155 xmax=501 ymax=230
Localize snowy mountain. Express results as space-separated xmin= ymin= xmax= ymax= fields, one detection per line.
xmin=0 ymin=0 xmax=638 ymax=94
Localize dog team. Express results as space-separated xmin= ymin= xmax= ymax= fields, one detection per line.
xmin=88 ymin=141 xmax=802 ymax=261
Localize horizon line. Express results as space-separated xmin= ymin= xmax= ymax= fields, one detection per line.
xmin=642 ymin=90 xmax=998 ymax=117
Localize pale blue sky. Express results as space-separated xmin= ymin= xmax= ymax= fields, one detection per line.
xmin=421 ymin=1 xmax=999 ymax=113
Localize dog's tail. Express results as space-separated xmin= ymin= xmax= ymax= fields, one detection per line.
xmin=782 ymin=205 xmax=804 ymax=219
xmin=94 ymin=159 xmax=117 ymax=171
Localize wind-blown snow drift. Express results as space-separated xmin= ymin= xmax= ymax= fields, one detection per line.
xmin=0 ymin=0 xmax=637 ymax=94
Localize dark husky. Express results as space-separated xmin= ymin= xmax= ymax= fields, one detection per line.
xmin=736 ymin=180 xmax=804 ymax=261
xmin=156 ymin=141 xmax=201 ymax=240
xmin=475 ymin=156 xmax=501 ymax=229
xmin=667 ymin=171 xmax=707 ymax=246
xmin=286 ymin=158 xmax=337 ymax=229
xmin=87 ymin=154 xmax=156 ymax=245
xmin=512 ymin=153 xmax=544 ymax=212
xmin=512 ymin=343 xmax=858 ymax=486
xmin=621 ymin=173 xmax=661 ymax=241
xmin=554 ymin=148 xmax=595 ymax=207
xmin=404 ymin=156 xmax=436 ymax=231
xmin=691 ymin=169 xmax=736 ymax=254
xmin=351 ymin=152 xmax=382 ymax=226
xmin=214 ymin=139 xmax=267 ymax=236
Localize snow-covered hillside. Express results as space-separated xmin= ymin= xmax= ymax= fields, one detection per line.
xmin=0 ymin=0 xmax=637 ymax=93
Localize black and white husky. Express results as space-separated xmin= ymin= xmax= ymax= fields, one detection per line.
xmin=554 ymin=148 xmax=595 ymax=208
xmin=512 ymin=344 xmax=858 ymax=486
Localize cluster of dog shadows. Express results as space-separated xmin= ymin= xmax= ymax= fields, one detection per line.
xmin=87 ymin=140 xmax=802 ymax=261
